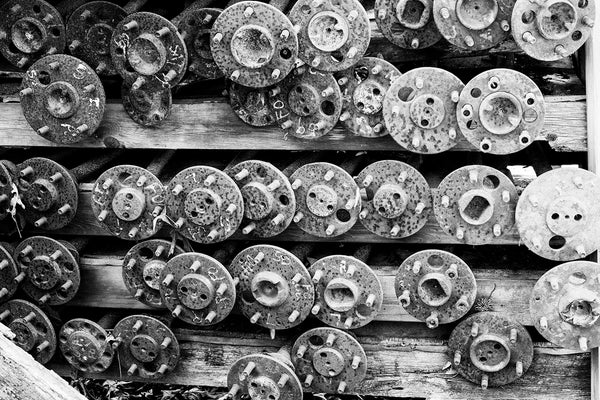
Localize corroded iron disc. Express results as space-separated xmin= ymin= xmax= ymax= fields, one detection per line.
xmin=0 ymin=243 xmax=19 ymax=303
xmin=59 ymin=318 xmax=115 ymax=373
xmin=121 ymin=80 xmax=172 ymax=127
xmin=0 ymin=161 xmax=21 ymax=234
xmin=227 ymin=80 xmax=275 ymax=127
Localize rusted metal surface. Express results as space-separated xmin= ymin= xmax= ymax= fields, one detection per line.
xmin=335 ymin=57 xmax=401 ymax=138
xmin=112 ymin=315 xmax=180 ymax=379
xmin=20 ymin=54 xmax=105 ymax=144
xmin=122 ymin=239 xmax=185 ymax=308
xmin=434 ymin=165 xmax=518 ymax=245
xmin=458 ymin=69 xmax=545 ymax=154
xmin=530 ymin=261 xmax=600 ymax=351
xmin=395 ymin=249 xmax=476 ymax=328
xmin=165 ymin=166 xmax=244 ymax=244
xmin=0 ymin=0 xmax=66 ymax=69
xmin=0 ymin=299 xmax=56 ymax=365
xmin=226 ymin=160 xmax=296 ymax=238
xmin=289 ymin=0 xmax=370 ymax=72
xmin=229 ymin=245 xmax=314 ymax=335
xmin=291 ymin=327 xmax=367 ymax=393
xmin=121 ymin=80 xmax=172 ymax=126
xmin=375 ymin=0 xmax=442 ymax=49
xmin=14 ymin=236 xmax=80 ymax=306
xmin=0 ymin=243 xmax=19 ymax=304
xmin=356 ymin=160 xmax=432 ymax=239
xmin=211 ymin=1 xmax=298 ymax=88
xmin=59 ymin=318 xmax=114 ymax=373
xmin=433 ymin=0 xmax=515 ymax=50
xmin=448 ymin=312 xmax=533 ymax=388
xmin=516 ymin=167 xmax=600 ymax=261
xmin=160 ymin=252 xmax=236 ymax=326
xmin=290 ymin=162 xmax=361 ymax=237
xmin=512 ymin=0 xmax=595 ymax=61
xmin=0 ymin=160 xmax=23 ymax=234
xmin=309 ymin=255 xmax=383 ymax=329
xmin=227 ymin=81 xmax=275 ymax=126
xmin=383 ymin=67 xmax=464 ymax=153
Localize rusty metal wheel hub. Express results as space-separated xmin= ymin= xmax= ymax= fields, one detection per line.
xmin=227 ymin=81 xmax=275 ymax=126
xmin=375 ymin=0 xmax=441 ymax=49
xmin=59 ymin=318 xmax=114 ymax=372
xmin=0 ymin=243 xmax=19 ymax=303
xmin=122 ymin=81 xmax=172 ymax=127
xmin=177 ymin=8 xmax=223 ymax=80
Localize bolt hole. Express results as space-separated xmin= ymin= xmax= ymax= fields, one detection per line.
xmin=425 ymin=97 xmax=434 ymax=105
xmin=138 ymin=247 xmax=153 ymax=260
xmin=241 ymin=290 xmax=255 ymax=303
xmin=336 ymin=208 xmax=351 ymax=222
xmin=482 ymin=175 xmax=500 ymax=189
xmin=279 ymin=195 xmax=289 ymax=205
xmin=308 ymin=335 xmax=324 ymax=346
xmin=522 ymin=10 xmax=536 ymax=23
xmin=427 ymin=254 xmax=444 ymax=267
xmin=551 ymin=213 xmax=559 ymax=220
xmin=280 ymin=48 xmax=292 ymax=59
xmin=549 ymin=235 xmax=566 ymax=249
xmin=50 ymin=28 xmax=61 ymax=37
xmin=574 ymin=214 xmax=582 ymax=221
xmin=330 ymin=50 xmax=343 ymax=63
xmin=397 ymin=87 xmax=415 ymax=102
xmin=578 ymin=0 xmax=588 ymax=8
xmin=38 ymin=71 xmax=51 ymax=85
xmin=527 ymin=97 xmax=535 ymax=105
xmin=470 ymin=88 xmax=481 ymax=98
xmin=33 ymin=5 xmax=42 ymax=13
xmin=321 ymin=100 xmax=336 ymax=116
xmin=309 ymin=192 xmax=316 ymax=198
xmin=572 ymin=30 xmax=582 ymax=41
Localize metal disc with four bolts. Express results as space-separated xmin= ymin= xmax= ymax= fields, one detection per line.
xmin=59 ymin=318 xmax=115 ymax=373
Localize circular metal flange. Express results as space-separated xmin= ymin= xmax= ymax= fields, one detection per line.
xmin=383 ymin=67 xmax=464 ymax=153
xmin=227 ymin=160 xmax=296 ymax=238
xmin=210 ymin=1 xmax=298 ymax=88
xmin=111 ymin=12 xmax=188 ymax=89
xmin=66 ymin=1 xmax=127 ymax=76
xmin=16 ymin=157 xmax=78 ymax=230
xmin=177 ymin=7 xmax=224 ymax=80
xmin=448 ymin=312 xmax=533 ymax=388
xmin=121 ymin=80 xmax=172 ymax=127
xmin=290 ymin=162 xmax=361 ymax=237
xmin=434 ymin=165 xmax=518 ymax=245
xmin=289 ymin=0 xmax=371 ymax=72
xmin=433 ymin=0 xmax=515 ymax=50
xmin=356 ymin=160 xmax=432 ymax=239
xmin=0 ymin=243 xmax=19 ymax=303
xmin=160 ymin=252 xmax=236 ymax=326
xmin=226 ymin=353 xmax=303 ymax=400
xmin=269 ymin=67 xmax=342 ymax=139
xmin=512 ymin=0 xmax=594 ymax=61
xmin=230 ymin=245 xmax=314 ymax=332
xmin=292 ymin=327 xmax=367 ymax=393
xmin=59 ymin=318 xmax=114 ymax=372
xmin=457 ymin=69 xmax=545 ymax=154
xmin=516 ymin=167 xmax=600 ymax=261
xmin=395 ymin=250 xmax=476 ymax=328
xmin=165 ymin=166 xmax=244 ymax=244
xmin=227 ymin=80 xmax=275 ymax=127
xmin=113 ymin=315 xmax=180 ymax=379
xmin=20 ymin=54 xmax=106 ymax=144
xmin=335 ymin=57 xmax=401 ymax=138
xmin=531 ymin=261 xmax=600 ymax=351
xmin=15 ymin=236 xmax=80 ymax=305
xmin=0 ymin=0 xmax=66 ymax=69
xmin=309 ymin=255 xmax=383 ymax=329
xmin=374 ymin=0 xmax=442 ymax=49
xmin=123 ymin=239 xmax=185 ymax=308
xmin=91 ymin=165 xmax=166 ymax=241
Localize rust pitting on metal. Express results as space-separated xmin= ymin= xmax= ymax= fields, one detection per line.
xmin=59 ymin=318 xmax=115 ymax=373
xmin=375 ymin=0 xmax=442 ymax=49
xmin=227 ymin=81 xmax=275 ymax=126
xmin=121 ymin=80 xmax=172 ymax=126
xmin=0 ymin=160 xmax=23 ymax=233
xmin=0 ymin=243 xmax=19 ymax=304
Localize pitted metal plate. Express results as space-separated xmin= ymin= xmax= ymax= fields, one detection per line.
xmin=0 ymin=243 xmax=19 ymax=303
xmin=20 ymin=54 xmax=105 ymax=144
xmin=59 ymin=318 xmax=114 ymax=372
xmin=531 ymin=261 xmax=600 ymax=350
xmin=160 ymin=252 xmax=236 ymax=326
xmin=289 ymin=0 xmax=370 ymax=72
xmin=290 ymin=162 xmax=361 ymax=237
xmin=0 ymin=299 xmax=56 ymax=364
xmin=226 ymin=353 xmax=303 ymax=400
xmin=383 ymin=67 xmax=464 ymax=153
xmin=123 ymin=239 xmax=185 ymax=308
xmin=17 ymin=157 xmax=78 ymax=230
xmin=113 ymin=315 xmax=180 ymax=379
xmin=512 ymin=0 xmax=594 ymax=61
xmin=111 ymin=12 xmax=188 ymax=89
xmin=227 ymin=160 xmax=296 ymax=238
xmin=227 ymin=81 xmax=275 ymax=127
xmin=434 ymin=165 xmax=518 ymax=245
xmin=292 ymin=327 xmax=367 ymax=393
xmin=516 ymin=167 xmax=600 ymax=261
xmin=356 ymin=160 xmax=432 ymax=239
xmin=0 ymin=0 xmax=66 ymax=69
xmin=335 ymin=58 xmax=401 ymax=138
xmin=165 ymin=166 xmax=244 ymax=244
xmin=210 ymin=1 xmax=298 ymax=88
xmin=309 ymin=255 xmax=383 ymax=329
xmin=66 ymin=1 xmax=127 ymax=76
xmin=0 ymin=161 xmax=18 ymax=228
xmin=433 ymin=0 xmax=515 ymax=50
xmin=15 ymin=236 xmax=80 ymax=305
xmin=395 ymin=250 xmax=476 ymax=327
xmin=458 ymin=69 xmax=545 ymax=154
xmin=229 ymin=245 xmax=314 ymax=331
xmin=375 ymin=0 xmax=442 ymax=49
xmin=121 ymin=80 xmax=172 ymax=127
xmin=92 ymin=165 xmax=165 ymax=241
xmin=177 ymin=7 xmax=224 ymax=80
xmin=448 ymin=312 xmax=533 ymax=388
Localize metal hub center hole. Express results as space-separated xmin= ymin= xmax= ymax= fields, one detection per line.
xmin=248 ymin=377 xmax=280 ymax=400
xmin=142 ymin=261 xmax=165 ymax=290
xmin=230 ymin=25 xmax=275 ymax=68
xmin=288 ymin=84 xmax=319 ymax=116
xmin=417 ymin=273 xmax=452 ymax=306
xmin=458 ymin=191 xmax=494 ymax=226
xmin=29 ymin=256 xmax=61 ymax=289
xmin=242 ymin=182 xmax=273 ymax=220
xmin=537 ymin=1 xmax=578 ymax=40
xmin=128 ymin=33 xmax=167 ymax=76
xmin=307 ymin=11 xmax=350 ymax=52
xmin=469 ymin=335 xmax=511 ymax=373
xmin=560 ymin=299 xmax=599 ymax=327
xmin=545 ymin=196 xmax=587 ymax=237
xmin=312 ymin=347 xmax=345 ymax=377
xmin=45 ymin=82 xmax=80 ymax=119
xmin=306 ymin=184 xmax=338 ymax=217
xmin=324 ymin=278 xmax=359 ymax=312
xmin=184 ymin=188 xmax=222 ymax=226
xmin=396 ymin=0 xmax=431 ymax=29
xmin=130 ymin=334 xmax=159 ymax=363
xmin=479 ymin=92 xmax=522 ymax=135
xmin=456 ymin=0 xmax=499 ymax=30
xmin=112 ymin=188 xmax=146 ymax=221
xmin=26 ymin=179 xmax=57 ymax=211
xmin=9 ymin=320 xmax=36 ymax=351
xmin=251 ymin=271 xmax=290 ymax=307
xmin=178 ymin=274 xmax=215 ymax=309
xmin=373 ymin=184 xmax=407 ymax=218
xmin=11 ymin=17 xmax=46 ymax=53
xmin=409 ymin=94 xmax=445 ymax=129
xmin=87 ymin=23 xmax=114 ymax=56
xmin=353 ymin=81 xmax=385 ymax=115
